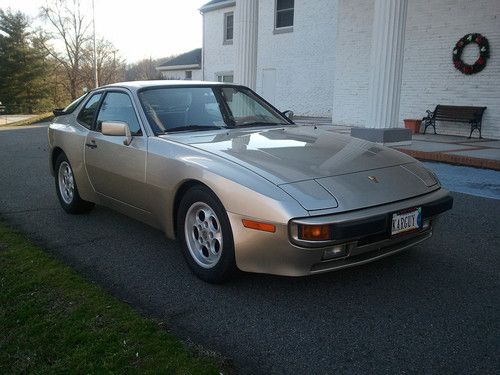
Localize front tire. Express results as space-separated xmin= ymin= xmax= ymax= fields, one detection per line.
xmin=177 ymin=186 xmax=237 ymax=283
xmin=55 ymin=153 xmax=94 ymax=214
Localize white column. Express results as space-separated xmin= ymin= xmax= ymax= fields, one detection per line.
xmin=367 ymin=0 xmax=408 ymax=129
xmin=234 ymin=0 xmax=258 ymax=89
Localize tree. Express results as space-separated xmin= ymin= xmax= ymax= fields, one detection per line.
xmin=40 ymin=0 xmax=127 ymax=98
xmin=0 ymin=9 xmax=51 ymax=113
xmin=81 ymin=38 xmax=126 ymax=90
xmin=40 ymin=0 xmax=90 ymax=99
xmin=43 ymin=56 xmax=73 ymax=109
xmin=125 ymin=57 xmax=164 ymax=81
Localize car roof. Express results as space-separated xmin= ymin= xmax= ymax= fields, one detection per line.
xmin=102 ymin=80 xmax=231 ymax=90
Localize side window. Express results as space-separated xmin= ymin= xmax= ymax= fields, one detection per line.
xmin=96 ymin=92 xmax=142 ymax=136
xmin=77 ymin=93 xmax=102 ymax=128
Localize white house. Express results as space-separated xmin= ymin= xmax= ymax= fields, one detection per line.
xmin=200 ymin=0 xmax=337 ymax=118
xmin=156 ymin=48 xmax=203 ymax=80
xmin=199 ymin=0 xmax=500 ymax=139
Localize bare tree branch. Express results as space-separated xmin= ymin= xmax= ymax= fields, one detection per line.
xmin=40 ymin=0 xmax=91 ymax=99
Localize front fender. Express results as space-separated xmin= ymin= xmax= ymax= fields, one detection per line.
xmin=146 ymin=137 xmax=308 ymax=239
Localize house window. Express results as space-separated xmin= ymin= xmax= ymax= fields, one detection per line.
xmin=275 ymin=0 xmax=294 ymax=29
xmin=224 ymin=12 xmax=234 ymax=44
xmin=217 ymin=73 xmax=234 ymax=83
xmin=185 ymin=71 xmax=192 ymax=80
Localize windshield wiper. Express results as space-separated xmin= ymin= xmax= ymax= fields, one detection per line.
xmin=166 ymin=125 xmax=224 ymax=133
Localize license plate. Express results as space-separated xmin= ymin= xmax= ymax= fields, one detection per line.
xmin=391 ymin=207 xmax=422 ymax=235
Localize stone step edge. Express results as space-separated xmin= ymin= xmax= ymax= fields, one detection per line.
xmin=396 ymin=148 xmax=500 ymax=171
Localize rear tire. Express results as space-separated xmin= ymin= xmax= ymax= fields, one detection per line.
xmin=177 ymin=185 xmax=237 ymax=283
xmin=55 ymin=153 xmax=94 ymax=214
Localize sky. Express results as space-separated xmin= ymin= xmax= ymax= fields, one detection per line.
xmin=0 ymin=0 xmax=207 ymax=63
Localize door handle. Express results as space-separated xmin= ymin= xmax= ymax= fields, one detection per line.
xmin=85 ymin=140 xmax=97 ymax=149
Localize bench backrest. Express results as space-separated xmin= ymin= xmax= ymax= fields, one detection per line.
xmin=433 ymin=105 xmax=486 ymax=122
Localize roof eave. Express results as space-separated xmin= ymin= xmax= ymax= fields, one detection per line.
xmin=199 ymin=0 xmax=236 ymax=14
xmin=156 ymin=64 xmax=201 ymax=71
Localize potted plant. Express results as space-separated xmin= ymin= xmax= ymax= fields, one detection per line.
xmin=403 ymin=119 xmax=421 ymax=134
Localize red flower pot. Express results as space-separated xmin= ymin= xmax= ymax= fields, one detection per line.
xmin=403 ymin=119 xmax=421 ymax=134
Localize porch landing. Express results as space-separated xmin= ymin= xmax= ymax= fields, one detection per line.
xmin=293 ymin=117 xmax=500 ymax=171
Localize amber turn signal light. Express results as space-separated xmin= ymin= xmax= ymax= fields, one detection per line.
xmin=242 ymin=219 xmax=276 ymax=233
xmin=299 ymin=224 xmax=331 ymax=241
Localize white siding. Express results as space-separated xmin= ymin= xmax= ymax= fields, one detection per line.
xmin=255 ymin=0 xmax=337 ymax=116
xmin=400 ymin=0 xmax=500 ymax=139
xmin=203 ymin=0 xmax=338 ymax=116
xmin=332 ymin=0 xmax=373 ymax=128
xmin=160 ymin=69 xmax=202 ymax=80
xmin=333 ymin=0 xmax=500 ymax=139
xmin=203 ymin=5 xmax=236 ymax=81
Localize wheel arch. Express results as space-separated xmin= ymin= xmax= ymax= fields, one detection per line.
xmin=50 ymin=147 xmax=65 ymax=175
xmin=172 ymin=179 xmax=215 ymax=238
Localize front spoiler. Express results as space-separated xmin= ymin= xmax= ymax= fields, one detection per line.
xmin=309 ymin=228 xmax=433 ymax=274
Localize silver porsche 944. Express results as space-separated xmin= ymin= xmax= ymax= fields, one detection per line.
xmin=48 ymin=81 xmax=453 ymax=282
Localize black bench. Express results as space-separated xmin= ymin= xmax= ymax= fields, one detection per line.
xmin=422 ymin=105 xmax=487 ymax=138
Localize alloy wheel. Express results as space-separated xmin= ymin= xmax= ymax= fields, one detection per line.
xmin=184 ymin=202 xmax=223 ymax=269
xmin=58 ymin=161 xmax=75 ymax=204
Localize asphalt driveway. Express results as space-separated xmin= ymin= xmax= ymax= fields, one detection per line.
xmin=0 ymin=125 xmax=498 ymax=374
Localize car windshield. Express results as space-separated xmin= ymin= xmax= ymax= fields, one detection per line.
xmin=138 ymin=86 xmax=289 ymax=134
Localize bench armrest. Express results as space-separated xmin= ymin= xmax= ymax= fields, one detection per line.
xmin=422 ymin=109 xmax=434 ymax=121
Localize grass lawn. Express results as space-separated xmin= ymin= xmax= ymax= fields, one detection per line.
xmin=0 ymin=221 xmax=223 ymax=374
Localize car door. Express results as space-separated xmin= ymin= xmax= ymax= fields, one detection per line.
xmin=83 ymin=90 xmax=149 ymax=210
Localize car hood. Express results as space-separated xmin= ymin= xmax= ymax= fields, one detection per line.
xmin=167 ymin=125 xmax=417 ymax=185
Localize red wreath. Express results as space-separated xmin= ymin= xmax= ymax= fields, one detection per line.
xmin=452 ymin=33 xmax=490 ymax=75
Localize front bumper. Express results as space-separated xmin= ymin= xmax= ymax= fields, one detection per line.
xmin=229 ymin=188 xmax=453 ymax=276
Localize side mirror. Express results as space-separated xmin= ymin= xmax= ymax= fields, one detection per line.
xmin=282 ymin=110 xmax=294 ymax=121
xmin=101 ymin=121 xmax=132 ymax=146
xmin=53 ymin=108 xmax=65 ymax=117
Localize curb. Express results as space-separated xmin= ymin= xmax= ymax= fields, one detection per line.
xmin=396 ymin=148 xmax=500 ymax=171
xmin=0 ymin=113 xmax=53 ymax=128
